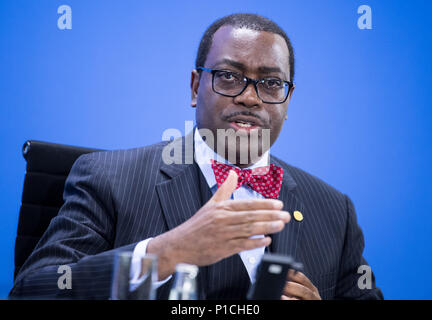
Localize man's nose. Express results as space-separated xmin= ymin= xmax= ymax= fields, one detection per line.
xmin=233 ymin=82 xmax=261 ymax=108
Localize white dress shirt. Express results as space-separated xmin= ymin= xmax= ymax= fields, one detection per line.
xmin=130 ymin=128 xmax=270 ymax=291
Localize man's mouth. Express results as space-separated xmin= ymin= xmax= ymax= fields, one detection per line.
xmin=229 ymin=120 xmax=260 ymax=132
xmin=225 ymin=115 xmax=264 ymax=132
xmin=234 ymin=120 xmax=254 ymax=128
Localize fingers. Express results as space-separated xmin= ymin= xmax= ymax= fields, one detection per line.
xmin=224 ymin=198 xmax=284 ymax=211
xmin=281 ymin=295 xmax=299 ymax=300
xmin=227 ymin=210 xmax=291 ymax=225
xmin=210 ymin=207 xmax=290 ymax=238
xmin=283 ymin=271 xmax=322 ymax=300
xmin=287 ymin=270 xmax=317 ymax=292
xmin=210 ymin=209 xmax=290 ymax=239
xmin=225 ymin=220 xmax=286 ymax=238
xmin=227 ymin=236 xmax=272 ymax=252
xmin=209 ymin=170 xmax=238 ymax=203
xmin=283 ymin=281 xmax=320 ymax=300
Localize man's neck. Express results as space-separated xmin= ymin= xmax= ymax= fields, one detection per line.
xmin=194 ymin=128 xmax=270 ymax=169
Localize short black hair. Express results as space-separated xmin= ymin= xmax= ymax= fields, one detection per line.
xmin=195 ymin=13 xmax=295 ymax=82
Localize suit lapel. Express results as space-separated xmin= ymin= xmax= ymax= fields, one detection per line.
xmin=155 ymin=132 xmax=202 ymax=230
xmin=156 ymin=163 xmax=203 ymax=230
xmin=270 ymin=157 xmax=305 ymax=259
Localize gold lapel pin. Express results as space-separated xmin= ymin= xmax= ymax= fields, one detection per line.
xmin=293 ymin=210 xmax=303 ymax=222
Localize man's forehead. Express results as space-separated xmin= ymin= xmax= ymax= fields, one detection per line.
xmin=206 ymin=25 xmax=290 ymax=77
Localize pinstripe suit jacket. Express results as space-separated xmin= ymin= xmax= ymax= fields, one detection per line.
xmin=10 ymin=135 xmax=383 ymax=300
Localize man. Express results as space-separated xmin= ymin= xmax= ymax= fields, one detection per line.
xmin=10 ymin=13 xmax=383 ymax=300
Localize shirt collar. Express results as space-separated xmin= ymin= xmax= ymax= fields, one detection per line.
xmin=194 ymin=128 xmax=270 ymax=189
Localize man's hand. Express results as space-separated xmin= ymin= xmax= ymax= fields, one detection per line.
xmin=281 ymin=269 xmax=322 ymax=300
xmin=147 ymin=170 xmax=291 ymax=280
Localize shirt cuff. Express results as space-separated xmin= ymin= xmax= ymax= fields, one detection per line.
xmin=129 ymin=238 xmax=172 ymax=292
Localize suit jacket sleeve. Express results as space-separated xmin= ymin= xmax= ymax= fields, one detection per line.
xmin=334 ymin=195 xmax=384 ymax=299
xmin=10 ymin=153 xmax=138 ymax=299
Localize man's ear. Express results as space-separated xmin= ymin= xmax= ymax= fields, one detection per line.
xmin=284 ymin=84 xmax=295 ymax=120
xmin=190 ymin=69 xmax=200 ymax=108
xmin=288 ymin=84 xmax=295 ymax=100
xmin=285 ymin=84 xmax=295 ymax=109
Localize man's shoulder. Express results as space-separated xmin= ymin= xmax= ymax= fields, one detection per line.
xmin=73 ymin=140 xmax=170 ymax=172
xmin=271 ymin=155 xmax=346 ymax=202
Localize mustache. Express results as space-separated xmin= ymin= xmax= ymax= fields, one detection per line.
xmin=222 ymin=111 xmax=268 ymax=126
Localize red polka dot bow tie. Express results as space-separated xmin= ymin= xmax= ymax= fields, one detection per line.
xmin=211 ymin=160 xmax=284 ymax=199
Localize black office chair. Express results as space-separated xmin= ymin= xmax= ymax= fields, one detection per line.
xmin=14 ymin=140 xmax=102 ymax=279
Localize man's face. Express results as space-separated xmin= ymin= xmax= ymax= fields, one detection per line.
xmin=191 ymin=25 xmax=294 ymax=165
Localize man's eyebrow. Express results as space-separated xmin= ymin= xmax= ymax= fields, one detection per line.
xmin=257 ymin=66 xmax=283 ymax=75
xmin=213 ymin=58 xmax=288 ymax=79
xmin=213 ymin=58 xmax=246 ymax=70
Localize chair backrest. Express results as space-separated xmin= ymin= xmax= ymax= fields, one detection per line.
xmin=14 ymin=140 xmax=102 ymax=279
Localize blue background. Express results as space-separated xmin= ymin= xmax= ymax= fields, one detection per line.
xmin=0 ymin=0 xmax=431 ymax=299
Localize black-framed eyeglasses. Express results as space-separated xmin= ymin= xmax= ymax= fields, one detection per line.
xmin=197 ymin=67 xmax=293 ymax=104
